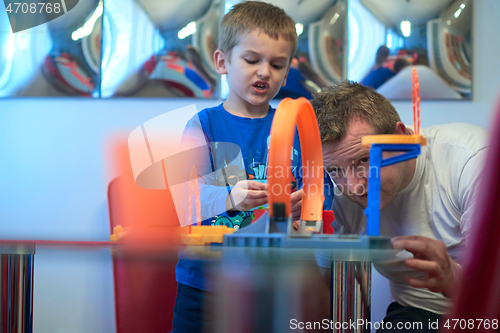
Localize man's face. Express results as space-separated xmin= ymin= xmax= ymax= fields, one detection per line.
xmin=323 ymin=117 xmax=408 ymax=210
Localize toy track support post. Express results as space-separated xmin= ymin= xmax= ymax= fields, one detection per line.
xmin=363 ymin=143 xmax=423 ymax=236
xmin=365 ymin=145 xmax=382 ymax=236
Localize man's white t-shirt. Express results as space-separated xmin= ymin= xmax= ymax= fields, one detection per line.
xmin=316 ymin=123 xmax=488 ymax=315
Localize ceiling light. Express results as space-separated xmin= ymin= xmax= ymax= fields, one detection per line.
xmin=330 ymin=13 xmax=340 ymax=25
xmin=401 ymin=20 xmax=411 ymax=37
xmin=178 ymin=22 xmax=196 ymax=40
xmin=71 ymin=4 xmax=103 ymax=41
xmin=295 ymin=23 xmax=303 ymax=36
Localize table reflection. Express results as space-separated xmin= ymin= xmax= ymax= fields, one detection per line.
xmin=222 ymin=0 xmax=347 ymax=101
xmin=350 ymin=0 xmax=472 ymax=100
xmin=0 ymin=0 xmax=102 ymax=97
xmin=101 ymin=0 xmax=220 ymax=98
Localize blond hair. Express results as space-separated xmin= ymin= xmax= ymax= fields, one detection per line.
xmin=312 ymin=81 xmax=401 ymax=144
xmin=219 ymin=1 xmax=297 ymax=61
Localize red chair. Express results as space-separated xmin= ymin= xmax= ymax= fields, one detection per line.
xmin=445 ymin=101 xmax=500 ymax=332
xmin=108 ymin=143 xmax=180 ymax=333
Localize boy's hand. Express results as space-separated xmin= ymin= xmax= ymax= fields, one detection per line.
xmin=291 ymin=189 xmax=304 ymax=230
xmin=291 ymin=189 xmax=303 ymax=221
xmin=226 ymin=180 xmax=268 ymax=212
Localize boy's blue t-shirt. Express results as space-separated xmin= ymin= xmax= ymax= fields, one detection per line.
xmin=176 ymin=103 xmax=334 ymax=291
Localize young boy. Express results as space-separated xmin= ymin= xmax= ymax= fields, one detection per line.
xmin=173 ymin=2 xmax=330 ymax=331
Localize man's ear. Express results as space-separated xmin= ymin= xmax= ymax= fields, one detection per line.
xmin=214 ymin=49 xmax=228 ymax=75
xmin=394 ymin=121 xmax=412 ymax=135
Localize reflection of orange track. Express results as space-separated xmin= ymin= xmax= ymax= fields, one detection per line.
xmin=267 ymin=98 xmax=324 ymax=222
xmin=412 ymin=68 xmax=421 ymax=135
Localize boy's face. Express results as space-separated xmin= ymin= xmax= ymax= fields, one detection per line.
xmin=215 ymin=29 xmax=292 ymax=112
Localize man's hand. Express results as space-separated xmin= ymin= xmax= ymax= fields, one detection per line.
xmin=391 ymin=235 xmax=462 ymax=297
xmin=226 ymin=180 xmax=268 ymax=212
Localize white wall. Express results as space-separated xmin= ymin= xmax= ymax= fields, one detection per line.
xmin=0 ymin=0 xmax=499 ymax=332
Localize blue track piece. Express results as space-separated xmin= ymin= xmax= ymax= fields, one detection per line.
xmin=222 ymin=211 xmax=391 ymax=249
xmin=365 ymin=144 xmax=422 ymax=236
xmin=223 ymin=233 xmax=391 ymax=249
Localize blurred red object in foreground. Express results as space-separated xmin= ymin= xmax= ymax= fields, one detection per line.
xmin=443 ymin=100 xmax=500 ymax=332
xmin=108 ymin=139 xmax=180 ymax=333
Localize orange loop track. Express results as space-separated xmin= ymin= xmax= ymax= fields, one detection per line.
xmin=267 ymin=98 xmax=324 ymax=222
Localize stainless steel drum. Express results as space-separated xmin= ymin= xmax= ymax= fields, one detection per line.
xmin=331 ymin=261 xmax=371 ymax=333
xmin=0 ymin=245 xmax=35 ymax=333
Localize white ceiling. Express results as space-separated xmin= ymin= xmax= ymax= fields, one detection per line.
xmin=360 ymin=0 xmax=454 ymax=28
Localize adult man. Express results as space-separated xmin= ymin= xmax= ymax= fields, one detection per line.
xmin=312 ymin=82 xmax=487 ymax=332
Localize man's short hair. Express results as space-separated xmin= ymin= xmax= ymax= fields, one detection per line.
xmin=311 ymin=81 xmax=401 ymax=144
xmin=219 ymin=1 xmax=297 ymax=61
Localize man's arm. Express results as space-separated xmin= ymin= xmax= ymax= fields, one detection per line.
xmin=457 ymin=148 xmax=488 ymax=243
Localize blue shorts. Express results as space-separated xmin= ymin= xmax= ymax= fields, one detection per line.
xmin=172 ymin=283 xmax=216 ymax=333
